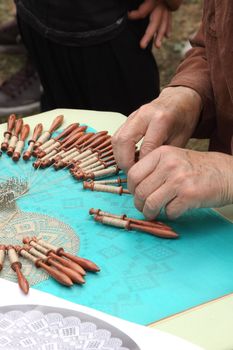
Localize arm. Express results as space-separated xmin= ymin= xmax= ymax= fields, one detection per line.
xmin=169 ymin=23 xmax=216 ymax=138
xmin=128 ymin=0 xmax=180 ymax=49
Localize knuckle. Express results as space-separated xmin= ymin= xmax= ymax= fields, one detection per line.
xmin=134 ymin=186 xmax=146 ymax=202
xmin=165 ymin=205 xmax=180 ymax=220
xmin=144 ymin=197 xmax=156 ymax=214
xmin=179 ymin=186 xmax=196 ymax=201
xmin=173 ymin=173 xmax=187 ymax=185
xmin=117 ymin=133 xmax=129 ymax=144
xmin=127 ymin=168 xmax=139 ymax=190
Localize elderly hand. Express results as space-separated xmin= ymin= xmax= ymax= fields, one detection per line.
xmin=128 ymin=0 xmax=173 ymax=49
xmin=112 ymin=86 xmax=203 ymax=173
xmin=127 ymin=146 xmax=233 ymax=219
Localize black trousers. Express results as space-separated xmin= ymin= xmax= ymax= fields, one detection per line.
xmin=18 ymin=18 xmax=160 ymax=116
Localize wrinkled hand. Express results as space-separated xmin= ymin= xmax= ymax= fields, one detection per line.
xmin=127 ymin=146 xmax=233 ymax=219
xmin=128 ymin=0 xmax=172 ymax=48
xmin=112 ymin=86 xmax=202 ymax=173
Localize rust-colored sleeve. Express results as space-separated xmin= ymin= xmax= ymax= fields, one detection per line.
xmin=168 ymin=23 xmax=216 ymax=138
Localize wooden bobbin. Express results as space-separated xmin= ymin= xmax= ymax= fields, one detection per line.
xmin=92 ymin=138 xmax=112 ymax=152
xmin=89 ymin=208 xmax=174 ymax=232
xmin=33 ymin=115 xmax=64 ymax=149
xmin=83 ymin=166 xmax=119 ymax=180
xmin=53 ymin=133 xmax=95 ymax=169
xmin=23 ymin=244 xmax=85 ymax=284
xmin=94 ymin=215 xmax=129 ymax=229
xmin=89 ymin=208 xmax=125 ymax=220
xmin=12 ymin=124 xmax=30 ymax=162
xmin=81 ymin=159 xmax=116 ymax=173
xmin=1 ymin=114 xmax=16 ymax=151
xmin=80 ymin=131 xmax=108 ymax=151
xmin=94 ymin=215 xmax=178 ymax=239
xmin=7 ymin=245 xmax=29 ymax=294
xmin=38 ymin=123 xmax=78 ymax=153
xmin=37 ymin=125 xmax=86 ymax=158
xmin=7 ymin=118 xmax=23 ymax=156
xmin=34 ymin=238 xmax=100 ymax=272
xmin=93 ymin=177 xmax=127 ymax=185
xmin=15 ymin=245 xmax=73 ymax=286
xmin=23 ymin=237 xmax=86 ymax=275
xmin=83 ymin=182 xmax=130 ymax=195
xmin=81 ymin=161 xmax=105 ymax=173
xmin=23 ymin=123 xmax=43 ymax=160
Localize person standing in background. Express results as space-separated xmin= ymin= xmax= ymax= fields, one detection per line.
xmin=14 ymin=0 xmax=182 ymax=115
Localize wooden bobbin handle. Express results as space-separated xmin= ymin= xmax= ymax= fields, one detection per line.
xmin=30 ymin=123 xmax=43 ymax=144
xmin=61 ymin=131 xmax=85 ymax=150
xmin=23 ymin=236 xmax=86 ymax=276
xmin=46 ymin=257 xmax=85 ymax=284
xmin=61 ymin=125 xmax=85 ymax=144
xmin=16 ymin=245 xmax=73 ymax=286
xmin=48 ymin=115 xmax=64 ymax=133
xmin=23 ymin=123 xmax=43 ymax=160
xmin=74 ymin=132 xmax=95 ymax=147
xmin=1 ymin=114 xmax=16 ymax=151
xmin=24 ymin=244 xmax=84 ymax=284
xmin=32 ymin=238 xmax=100 ymax=272
xmin=82 ymin=134 xmax=110 ymax=152
xmin=93 ymin=138 xmax=112 ymax=151
xmin=62 ymin=126 xmax=88 ymax=147
xmin=7 ymin=245 xmax=29 ymax=294
xmin=81 ymin=131 xmax=108 ymax=150
xmin=12 ymin=124 xmax=30 ymax=161
xmin=54 ymin=123 xmax=79 ymax=141
xmin=129 ymin=222 xmax=178 ymax=239
xmin=58 ymin=250 xmax=100 ymax=272
xmin=5 ymin=114 xmax=16 ymax=136
xmin=13 ymin=118 xmax=23 ymax=137
xmin=38 ymin=260 xmax=73 ymax=286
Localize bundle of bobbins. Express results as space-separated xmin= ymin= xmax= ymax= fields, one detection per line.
xmin=1 ymin=114 xmax=122 ymax=184
xmin=0 ymin=238 xmax=100 ymax=294
xmin=89 ymin=208 xmax=178 ymax=239
xmin=0 ymin=114 xmax=65 ymax=162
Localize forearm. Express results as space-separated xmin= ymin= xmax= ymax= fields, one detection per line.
xmin=168 ymin=23 xmax=217 ymax=138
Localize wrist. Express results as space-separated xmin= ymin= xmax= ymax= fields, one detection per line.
xmin=160 ymin=86 xmax=202 ymax=125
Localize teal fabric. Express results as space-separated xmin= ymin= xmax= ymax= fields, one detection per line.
xmin=1 ymin=144 xmax=233 ymax=325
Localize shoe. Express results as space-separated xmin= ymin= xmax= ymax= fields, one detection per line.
xmin=0 ymin=61 xmax=41 ymax=116
xmin=0 ymin=18 xmax=25 ymax=54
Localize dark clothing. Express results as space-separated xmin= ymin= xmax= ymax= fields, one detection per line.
xmin=15 ymin=0 xmax=128 ymax=46
xmin=16 ymin=0 xmax=159 ymax=115
xmin=18 ymin=17 xmax=159 ymax=115
xmin=169 ymin=0 xmax=233 ymax=154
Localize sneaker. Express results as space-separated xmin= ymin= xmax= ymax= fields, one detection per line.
xmin=0 ymin=18 xmax=25 ymax=54
xmin=0 ymin=61 xmax=41 ymax=116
